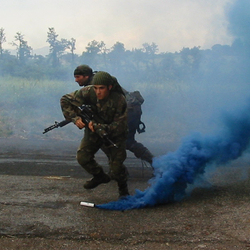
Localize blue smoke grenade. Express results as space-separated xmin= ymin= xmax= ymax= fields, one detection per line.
xmin=96 ymin=101 xmax=250 ymax=210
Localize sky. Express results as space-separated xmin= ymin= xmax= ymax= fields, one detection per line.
xmin=1 ymin=0 xmax=235 ymax=54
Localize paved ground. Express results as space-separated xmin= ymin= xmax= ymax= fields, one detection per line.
xmin=0 ymin=138 xmax=250 ymax=249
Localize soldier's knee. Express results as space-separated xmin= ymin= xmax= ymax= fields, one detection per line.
xmin=128 ymin=142 xmax=144 ymax=154
xmin=126 ymin=139 xmax=137 ymax=151
xmin=109 ymin=163 xmax=128 ymax=181
xmin=77 ymin=149 xmax=92 ymax=166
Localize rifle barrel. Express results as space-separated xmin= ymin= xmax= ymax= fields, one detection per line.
xmin=43 ymin=120 xmax=71 ymax=134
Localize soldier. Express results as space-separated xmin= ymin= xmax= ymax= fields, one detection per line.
xmin=73 ymin=64 xmax=93 ymax=87
xmin=73 ymin=64 xmax=154 ymax=165
xmin=60 ymin=71 xmax=129 ymax=198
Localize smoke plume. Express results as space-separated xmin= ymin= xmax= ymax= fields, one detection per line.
xmin=96 ymin=100 xmax=250 ymax=210
xmin=226 ymin=0 xmax=250 ymax=43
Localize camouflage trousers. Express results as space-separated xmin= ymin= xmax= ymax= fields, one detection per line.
xmin=126 ymin=127 xmax=154 ymax=164
xmin=76 ymin=130 xmax=128 ymax=183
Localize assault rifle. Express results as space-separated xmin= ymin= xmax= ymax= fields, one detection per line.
xmin=43 ymin=105 xmax=118 ymax=148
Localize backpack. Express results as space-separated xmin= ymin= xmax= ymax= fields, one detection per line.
xmin=93 ymin=71 xmax=146 ymax=133
xmin=124 ymin=90 xmax=146 ymax=134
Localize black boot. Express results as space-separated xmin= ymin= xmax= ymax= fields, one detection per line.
xmin=118 ymin=181 xmax=130 ymax=198
xmin=140 ymin=149 xmax=154 ymax=164
xmin=84 ymin=172 xmax=111 ymax=189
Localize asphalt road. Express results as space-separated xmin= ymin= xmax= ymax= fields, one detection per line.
xmin=0 ymin=138 xmax=250 ymax=249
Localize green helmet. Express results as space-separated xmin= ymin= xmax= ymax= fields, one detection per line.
xmin=92 ymin=71 xmax=114 ymax=86
xmin=74 ymin=65 xmax=93 ymax=76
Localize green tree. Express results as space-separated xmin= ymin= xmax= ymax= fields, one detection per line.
xmin=81 ymin=40 xmax=107 ymax=68
xmin=179 ymin=46 xmax=201 ymax=79
xmin=142 ymin=42 xmax=158 ymax=65
xmin=142 ymin=42 xmax=159 ymax=55
xmin=130 ymin=48 xmax=144 ymax=72
xmin=108 ymin=42 xmax=126 ymax=72
xmin=11 ymin=32 xmax=32 ymax=64
xmin=46 ymin=27 xmax=70 ymax=67
xmin=141 ymin=42 xmax=159 ymax=80
xmin=68 ymin=38 xmax=76 ymax=64
xmin=0 ymin=28 xmax=6 ymax=57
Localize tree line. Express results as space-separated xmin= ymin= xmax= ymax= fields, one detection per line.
xmin=0 ymin=27 xmax=250 ymax=86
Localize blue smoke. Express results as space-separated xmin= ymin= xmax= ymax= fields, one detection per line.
xmin=96 ymin=102 xmax=250 ymax=210
xmin=226 ymin=0 xmax=250 ymax=43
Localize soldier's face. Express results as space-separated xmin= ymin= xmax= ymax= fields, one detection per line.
xmin=94 ymin=85 xmax=112 ymax=100
xmin=74 ymin=75 xmax=89 ymax=86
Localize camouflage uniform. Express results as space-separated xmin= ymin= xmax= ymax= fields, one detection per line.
xmin=73 ymin=65 xmax=154 ymax=164
xmin=123 ymin=89 xmax=154 ymax=164
xmin=60 ymin=83 xmax=129 ymax=196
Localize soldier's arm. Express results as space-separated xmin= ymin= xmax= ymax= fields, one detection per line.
xmin=93 ymin=95 xmax=127 ymax=137
xmin=60 ymin=87 xmax=91 ymax=124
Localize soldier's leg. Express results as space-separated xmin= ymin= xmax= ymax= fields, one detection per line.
xmin=107 ymin=141 xmax=129 ymax=198
xmin=126 ymin=125 xmax=137 ymax=150
xmin=129 ymin=142 xmax=154 ymax=164
xmin=126 ymin=121 xmax=154 ymax=164
xmin=77 ymin=135 xmax=110 ymax=189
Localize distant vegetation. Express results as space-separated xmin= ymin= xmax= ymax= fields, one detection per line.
xmin=0 ymin=27 xmax=249 ymax=86
xmin=1 ymin=27 xmax=250 ymax=150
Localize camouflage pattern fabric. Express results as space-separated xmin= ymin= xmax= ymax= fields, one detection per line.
xmin=60 ymin=85 xmax=128 ymax=182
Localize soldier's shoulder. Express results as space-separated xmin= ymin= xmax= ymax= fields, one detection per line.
xmin=110 ymin=92 xmax=126 ymax=105
xmin=112 ymin=91 xmax=126 ymax=99
xmin=79 ymin=85 xmax=95 ymax=94
xmin=81 ymin=85 xmax=94 ymax=90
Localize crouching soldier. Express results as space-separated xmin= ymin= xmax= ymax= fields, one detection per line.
xmin=60 ymin=71 xmax=129 ymax=198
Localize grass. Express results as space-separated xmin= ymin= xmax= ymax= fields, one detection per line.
xmin=0 ymin=77 xmax=69 ymax=138
xmin=1 ymin=75 xmax=249 ymax=153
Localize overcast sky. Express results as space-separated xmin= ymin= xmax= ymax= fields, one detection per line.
xmin=1 ymin=0 xmax=235 ymax=54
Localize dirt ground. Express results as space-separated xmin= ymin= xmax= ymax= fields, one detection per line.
xmin=0 ymin=138 xmax=250 ymax=249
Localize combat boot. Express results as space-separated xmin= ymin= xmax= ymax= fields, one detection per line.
xmin=141 ymin=149 xmax=154 ymax=165
xmin=84 ymin=172 xmax=111 ymax=189
xmin=118 ymin=181 xmax=130 ymax=198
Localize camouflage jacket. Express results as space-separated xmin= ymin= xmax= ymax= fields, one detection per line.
xmin=60 ymin=85 xmax=128 ymax=139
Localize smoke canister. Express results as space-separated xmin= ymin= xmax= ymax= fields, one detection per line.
xmin=80 ymin=201 xmax=95 ymax=208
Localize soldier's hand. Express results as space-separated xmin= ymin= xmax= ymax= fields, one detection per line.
xmin=75 ymin=118 xmax=86 ymax=129
xmin=88 ymin=121 xmax=95 ymax=132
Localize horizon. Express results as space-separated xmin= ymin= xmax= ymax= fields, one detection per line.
xmin=1 ymin=0 xmax=234 ymax=55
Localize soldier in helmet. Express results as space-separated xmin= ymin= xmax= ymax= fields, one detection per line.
xmin=60 ymin=71 xmax=129 ymax=198
xmin=73 ymin=64 xmax=154 ymax=165
xmin=73 ymin=64 xmax=94 ymax=87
